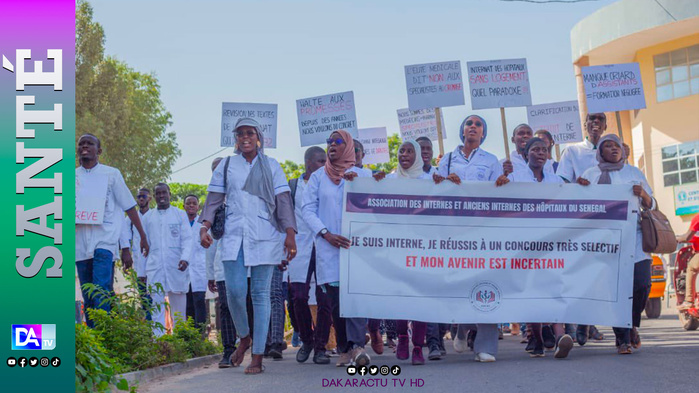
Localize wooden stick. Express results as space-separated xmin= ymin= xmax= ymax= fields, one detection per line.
xmin=435 ymin=107 xmax=445 ymax=156
xmin=615 ymin=111 xmax=624 ymax=142
xmin=500 ymin=107 xmax=510 ymax=161
xmin=555 ymin=144 xmax=561 ymax=162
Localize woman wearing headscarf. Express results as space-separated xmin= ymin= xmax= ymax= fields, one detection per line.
xmin=198 ymin=118 xmax=297 ymax=374
xmin=302 ymin=130 xmax=373 ymax=368
xmin=577 ymin=134 xmax=654 ymax=355
xmin=434 ymin=114 xmax=502 ymax=362
xmin=374 ymin=140 xmax=429 ymax=364
xmin=496 ymin=138 xmax=574 ymax=359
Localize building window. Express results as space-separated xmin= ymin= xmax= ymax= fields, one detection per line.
xmin=662 ymin=140 xmax=699 ymax=187
xmin=653 ymin=44 xmax=699 ymax=103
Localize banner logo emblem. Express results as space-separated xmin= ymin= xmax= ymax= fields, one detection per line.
xmin=470 ymin=282 xmax=501 ymax=312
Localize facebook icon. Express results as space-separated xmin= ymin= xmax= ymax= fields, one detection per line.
xmin=11 ymin=324 xmax=56 ymax=350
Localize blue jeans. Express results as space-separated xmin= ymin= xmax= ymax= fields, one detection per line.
xmin=223 ymin=247 xmax=274 ymax=355
xmin=76 ymin=248 xmax=114 ymax=328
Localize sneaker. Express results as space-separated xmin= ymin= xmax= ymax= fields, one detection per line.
xmin=438 ymin=340 xmax=447 ymax=356
xmin=291 ymin=331 xmax=301 ymax=347
xmin=352 ymin=347 xmax=371 ymax=367
xmin=630 ymin=328 xmax=641 ymax=349
xmin=554 ymin=334 xmax=573 ymax=359
xmin=396 ymin=335 xmax=410 ymax=360
xmin=474 ymin=352 xmax=496 ymax=362
xmin=268 ymin=343 xmax=283 ymax=360
xmin=412 ymin=346 xmax=425 ymax=365
xmin=589 ymin=325 xmax=604 ymax=341
xmin=453 ymin=333 xmax=469 ymax=353
xmin=525 ymin=337 xmax=536 ymax=353
xmin=617 ymin=343 xmax=632 ymax=355
xmin=542 ymin=326 xmax=556 ymax=349
xmin=313 ymin=349 xmax=330 ymax=364
xmin=369 ymin=330 xmax=384 ymax=355
xmin=296 ymin=343 xmax=312 ymax=363
xmin=576 ymin=325 xmax=589 ymax=346
xmin=336 ymin=351 xmax=352 ymax=367
xmin=428 ymin=345 xmax=442 ymax=360
xmin=530 ymin=345 xmax=545 ymax=358
xmin=218 ymin=351 xmax=233 ymax=368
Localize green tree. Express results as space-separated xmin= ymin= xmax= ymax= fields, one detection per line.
xmin=280 ymin=160 xmax=305 ymax=181
xmin=168 ymin=182 xmax=208 ymax=209
xmin=76 ymin=1 xmax=180 ymax=192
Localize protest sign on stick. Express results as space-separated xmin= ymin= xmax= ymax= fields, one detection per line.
xmin=357 ymin=127 xmax=390 ymax=165
xmin=467 ymin=58 xmax=532 ymax=161
xmin=296 ymin=91 xmax=358 ymax=147
xmin=404 ymin=60 xmax=464 ymax=156
xmin=396 ymin=107 xmax=445 ymax=142
xmin=221 ymin=102 xmax=278 ymax=148
xmin=75 ymin=174 xmax=108 ymax=225
xmin=527 ymin=100 xmax=583 ymax=150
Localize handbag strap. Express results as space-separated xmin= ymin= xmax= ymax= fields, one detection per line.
xmin=223 ymin=157 xmax=230 ymax=193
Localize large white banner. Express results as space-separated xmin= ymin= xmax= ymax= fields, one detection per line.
xmin=582 ymin=63 xmax=646 ymax=113
xmin=296 ymin=91 xmax=358 ymax=147
xmin=221 ymin=102 xmax=277 ymax=148
xmin=467 ymin=58 xmax=532 ymax=109
xmin=526 ymin=100 xmax=582 ymax=144
xmin=340 ymin=179 xmax=638 ymax=327
xmin=404 ymin=60 xmax=465 ymax=111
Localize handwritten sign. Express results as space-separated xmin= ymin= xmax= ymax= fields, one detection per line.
xmin=221 ymin=102 xmax=277 ymax=148
xmin=397 ymin=108 xmax=445 ymax=142
xmin=526 ymin=100 xmax=582 ymax=144
xmin=296 ymin=91 xmax=358 ymax=147
xmin=404 ymin=60 xmax=465 ymax=111
xmin=582 ymin=63 xmax=646 ymax=113
xmin=357 ymin=127 xmax=390 ymax=165
xmin=466 ymin=58 xmax=532 ymax=109
xmin=75 ymin=174 xmax=107 ymax=225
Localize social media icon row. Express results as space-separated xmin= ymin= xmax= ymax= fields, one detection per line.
xmin=347 ymin=364 xmax=400 ymax=376
xmin=7 ymin=357 xmax=60 ymax=368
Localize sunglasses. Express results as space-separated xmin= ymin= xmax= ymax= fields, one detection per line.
xmin=137 ymin=195 xmax=149 ymax=199
xmin=465 ymin=120 xmax=483 ymax=127
xmin=326 ymin=138 xmax=345 ymax=145
xmin=236 ymin=130 xmax=257 ymax=138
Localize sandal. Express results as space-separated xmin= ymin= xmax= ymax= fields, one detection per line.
xmin=230 ymin=337 xmax=251 ymax=367
xmin=245 ymin=363 xmax=265 ymax=375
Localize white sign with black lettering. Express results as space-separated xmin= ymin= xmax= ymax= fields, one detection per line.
xmin=527 ymin=100 xmax=582 ymax=144
xmin=582 ymin=63 xmax=646 ymax=113
xmin=467 ymin=58 xmax=532 ymax=109
xmin=221 ymin=102 xmax=277 ymax=148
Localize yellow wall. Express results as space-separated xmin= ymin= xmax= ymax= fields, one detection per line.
xmin=632 ymin=33 xmax=699 ymax=233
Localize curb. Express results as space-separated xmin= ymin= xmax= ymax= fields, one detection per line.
xmin=116 ymin=353 xmax=221 ymax=386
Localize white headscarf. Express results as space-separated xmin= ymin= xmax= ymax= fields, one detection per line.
xmin=396 ymin=140 xmax=425 ymax=179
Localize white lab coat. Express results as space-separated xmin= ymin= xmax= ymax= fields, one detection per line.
xmin=355 ymin=166 xmax=373 ymax=177
xmin=581 ymin=164 xmax=656 ymax=263
xmin=120 ymin=210 xmax=148 ymax=277
xmin=387 ymin=171 xmax=432 ymax=180
xmin=507 ymin=166 xmax=564 ymax=184
xmin=288 ymin=177 xmax=315 ymax=283
xmin=437 ymin=146 xmax=502 ymax=181
xmin=206 ymin=238 xmax=225 ymax=282
xmin=188 ymin=215 xmax=208 ymax=292
xmin=501 ymin=150 xmax=555 ymax=176
xmin=207 ymin=154 xmax=290 ymax=266
xmin=302 ymin=167 xmax=368 ymax=285
xmin=557 ymin=139 xmax=598 ymax=183
xmin=142 ymin=207 xmax=193 ymax=293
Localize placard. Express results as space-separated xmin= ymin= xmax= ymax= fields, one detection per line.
xmin=357 ymin=127 xmax=390 ymax=165
xmin=467 ymin=58 xmax=532 ymax=109
xmin=396 ymin=108 xmax=446 ymax=142
xmin=674 ymin=182 xmax=699 ymax=216
xmin=220 ymin=102 xmax=277 ymax=148
xmin=526 ymin=100 xmax=582 ymax=144
xmin=582 ymin=63 xmax=646 ymax=113
xmin=297 ymin=91 xmax=358 ymax=147
xmin=75 ymin=173 xmax=108 ymax=225
xmin=404 ymin=60 xmax=465 ymax=111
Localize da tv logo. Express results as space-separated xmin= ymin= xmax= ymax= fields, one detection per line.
xmin=11 ymin=325 xmax=56 ymax=350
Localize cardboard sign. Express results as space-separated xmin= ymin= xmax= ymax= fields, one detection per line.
xmin=396 ymin=108 xmax=446 ymax=142
xmin=467 ymin=58 xmax=532 ymax=109
xmin=526 ymin=100 xmax=582 ymax=144
xmin=296 ymin=91 xmax=358 ymax=147
xmin=582 ymin=63 xmax=646 ymax=113
xmin=75 ymin=173 xmax=108 ymax=225
xmin=357 ymin=127 xmax=390 ymax=165
xmin=404 ymin=60 xmax=465 ymax=111
xmin=221 ymin=102 xmax=278 ymax=148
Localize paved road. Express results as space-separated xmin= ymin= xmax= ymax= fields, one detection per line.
xmin=142 ymin=305 xmax=696 ymax=393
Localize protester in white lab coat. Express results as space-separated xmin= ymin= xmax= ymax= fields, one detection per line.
xmin=199 ymin=118 xmax=297 ymax=375
xmin=534 ymin=129 xmax=559 ymax=173
xmin=302 ymin=130 xmax=372 ymax=368
xmin=435 ymin=114 xmax=502 ymax=184
xmin=142 ymin=182 xmax=193 ymax=337
xmin=75 ymin=134 xmax=149 ymax=328
xmin=288 ymin=146 xmax=330 ymax=365
xmin=557 ymin=112 xmax=607 ymax=183
xmin=119 ymin=188 xmax=152 ymax=319
xmin=577 ymin=134 xmax=655 ymax=355
xmin=416 ymin=136 xmax=436 ymax=176
xmin=353 ymin=139 xmax=373 ymax=177
xmin=501 ymin=124 xmax=555 ymax=176
xmin=496 ymin=137 xmax=574 ymax=359
xmin=184 ymin=195 xmax=208 ymax=331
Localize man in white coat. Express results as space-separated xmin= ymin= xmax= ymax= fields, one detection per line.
xmin=185 ymin=194 xmax=208 ymax=331
xmin=142 ymin=182 xmax=193 ymax=336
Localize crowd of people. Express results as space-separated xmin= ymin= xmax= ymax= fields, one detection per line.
xmin=76 ymin=110 xmax=670 ymax=375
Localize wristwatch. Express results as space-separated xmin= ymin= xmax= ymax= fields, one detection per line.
xmin=319 ymin=228 xmax=329 ymax=237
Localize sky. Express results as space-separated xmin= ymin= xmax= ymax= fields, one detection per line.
xmin=89 ymin=0 xmax=618 ymax=184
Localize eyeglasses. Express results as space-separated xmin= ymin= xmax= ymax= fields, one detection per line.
xmin=465 ymin=120 xmax=483 ymax=127
xmin=326 ymin=138 xmax=345 ymax=146
xmin=137 ymin=195 xmax=149 ymax=199
xmin=236 ymin=130 xmax=257 ymax=138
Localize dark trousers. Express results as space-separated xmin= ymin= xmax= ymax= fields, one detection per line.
xmin=384 ymin=320 xmax=397 ymax=340
xmin=290 ymin=282 xmax=316 ymax=349
xmin=267 ymin=267 xmax=285 ymax=346
xmin=426 ymin=323 xmax=450 ymax=348
xmin=284 ymin=281 xmax=298 ymax=333
xmin=315 ymin=284 xmax=348 ymax=353
xmin=76 ymin=248 xmax=114 ymax=328
xmin=137 ymin=278 xmax=152 ymax=321
xmin=614 ymin=259 xmax=652 ymax=344
xmin=186 ymin=284 xmax=207 ymax=330
xmin=215 ymin=280 xmax=237 ymax=353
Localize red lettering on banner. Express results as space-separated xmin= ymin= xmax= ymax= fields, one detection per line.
xmin=420 ymin=256 xmax=444 ymax=268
